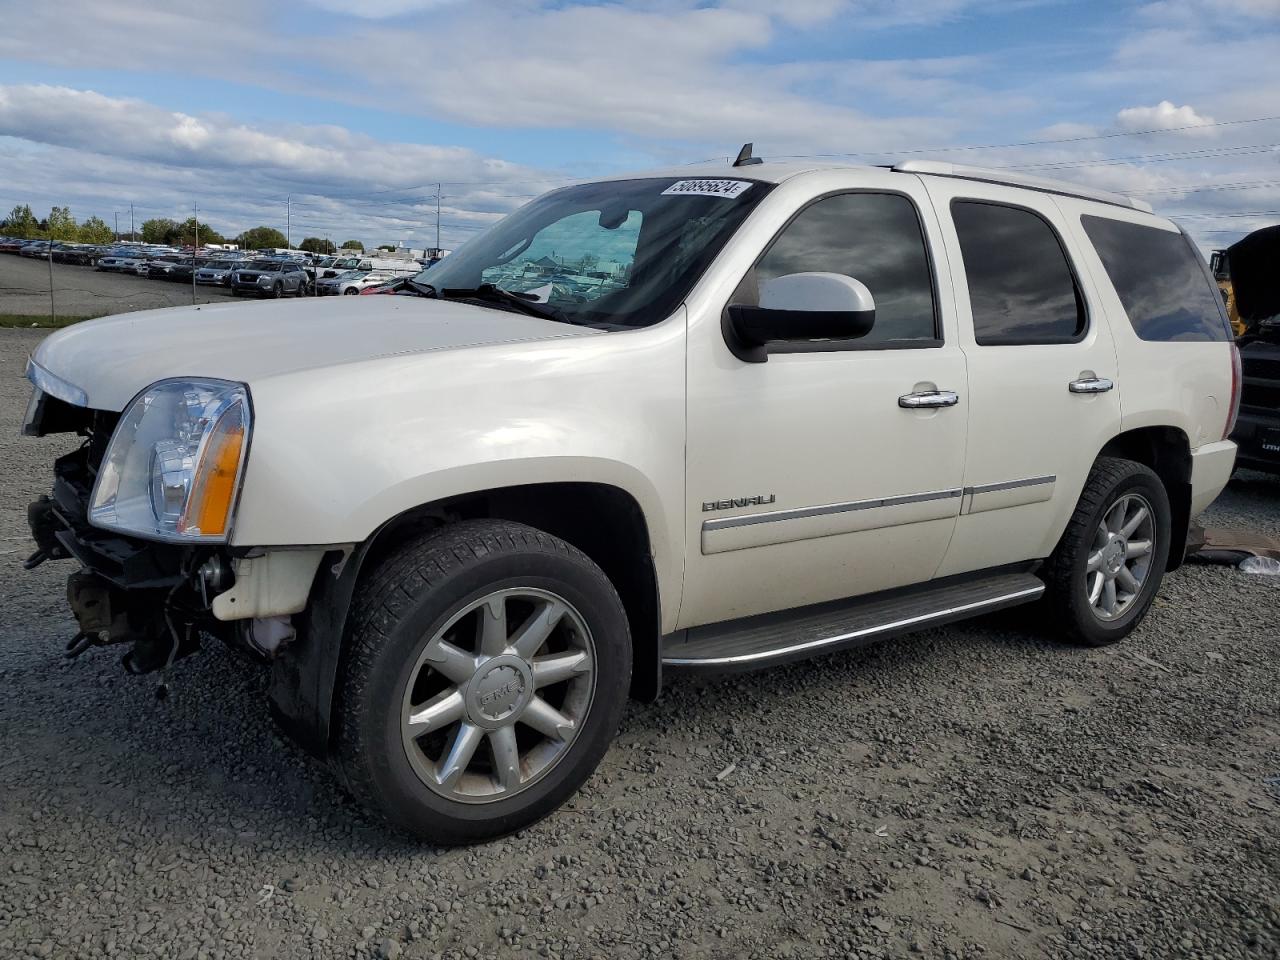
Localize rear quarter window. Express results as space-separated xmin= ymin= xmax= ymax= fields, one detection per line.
xmin=1081 ymin=215 xmax=1231 ymax=342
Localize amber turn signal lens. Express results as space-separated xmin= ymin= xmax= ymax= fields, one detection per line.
xmin=180 ymin=404 xmax=246 ymax=537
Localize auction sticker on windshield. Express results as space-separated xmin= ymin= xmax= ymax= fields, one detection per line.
xmin=661 ymin=179 xmax=754 ymax=199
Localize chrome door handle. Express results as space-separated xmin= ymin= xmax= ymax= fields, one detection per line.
xmin=899 ymin=390 xmax=959 ymax=409
xmin=1069 ymin=377 xmax=1114 ymax=394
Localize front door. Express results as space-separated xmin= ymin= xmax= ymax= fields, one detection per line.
xmin=920 ymin=180 xmax=1124 ymax=577
xmin=680 ymin=171 xmax=970 ymax=629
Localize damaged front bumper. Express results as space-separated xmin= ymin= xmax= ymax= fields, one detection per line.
xmin=28 ymin=446 xmax=327 ymax=672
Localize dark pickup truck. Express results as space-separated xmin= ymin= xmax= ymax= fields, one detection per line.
xmin=1227 ymin=225 xmax=1280 ymax=473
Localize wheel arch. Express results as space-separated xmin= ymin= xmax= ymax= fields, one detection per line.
xmin=267 ymin=481 xmax=664 ymax=758
xmin=1095 ymin=426 xmax=1192 ymax=571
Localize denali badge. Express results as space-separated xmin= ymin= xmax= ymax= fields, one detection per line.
xmin=702 ymin=494 xmax=776 ymax=512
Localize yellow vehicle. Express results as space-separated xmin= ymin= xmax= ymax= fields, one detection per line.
xmin=1210 ymin=249 xmax=1244 ymax=337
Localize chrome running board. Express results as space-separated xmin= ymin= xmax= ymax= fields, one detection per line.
xmin=662 ymin=570 xmax=1044 ymax=673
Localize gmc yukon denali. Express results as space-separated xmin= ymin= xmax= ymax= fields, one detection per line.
xmin=22 ymin=156 xmax=1240 ymax=843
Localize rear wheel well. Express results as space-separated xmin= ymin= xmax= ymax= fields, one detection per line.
xmin=1096 ymin=427 xmax=1192 ymax=570
xmin=361 ymin=483 xmax=661 ymax=702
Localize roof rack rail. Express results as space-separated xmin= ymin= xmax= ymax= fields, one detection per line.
xmin=893 ymin=160 xmax=1153 ymax=213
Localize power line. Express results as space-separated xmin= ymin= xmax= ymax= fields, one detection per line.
xmin=731 ymin=113 xmax=1280 ymax=162
xmin=1132 ymin=179 xmax=1280 ymax=196
xmin=1006 ymin=142 xmax=1280 ymax=170
xmin=1171 ymin=209 xmax=1280 ymax=220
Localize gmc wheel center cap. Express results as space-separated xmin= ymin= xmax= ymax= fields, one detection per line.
xmin=466 ymin=655 xmax=533 ymax=728
xmin=1104 ymin=538 xmax=1127 ymax=575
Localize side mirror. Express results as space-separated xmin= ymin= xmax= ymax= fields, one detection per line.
xmin=727 ymin=272 xmax=876 ymax=362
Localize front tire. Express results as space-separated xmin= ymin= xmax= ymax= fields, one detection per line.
xmin=1043 ymin=457 xmax=1172 ymax=647
xmin=335 ymin=520 xmax=631 ymax=844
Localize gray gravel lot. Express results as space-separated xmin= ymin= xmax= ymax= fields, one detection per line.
xmin=0 ymin=255 xmax=231 ymax=317
xmin=1 ymin=324 xmax=1277 ymax=960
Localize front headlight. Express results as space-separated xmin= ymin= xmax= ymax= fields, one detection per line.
xmin=89 ymin=379 xmax=251 ymax=542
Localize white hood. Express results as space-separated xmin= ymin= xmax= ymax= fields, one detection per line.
xmin=31 ymin=296 xmax=601 ymax=411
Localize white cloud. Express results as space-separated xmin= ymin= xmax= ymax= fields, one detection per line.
xmin=0 ymin=85 xmax=555 ymax=248
xmin=301 ymin=0 xmax=463 ymax=17
xmin=1115 ymin=100 xmax=1216 ymax=133
xmin=0 ymin=0 xmax=1277 ymax=253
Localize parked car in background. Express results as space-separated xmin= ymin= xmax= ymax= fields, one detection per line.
xmin=230 ymin=259 xmax=310 ymax=297
xmin=134 ymin=253 xmax=184 ymax=276
xmin=52 ymin=244 xmax=98 ymax=267
xmin=335 ymin=270 xmax=401 ymax=295
xmin=120 ymin=255 xmax=154 ymax=274
xmin=314 ymin=269 xmax=364 ymax=295
xmin=144 ymin=257 xmax=192 ymax=280
xmin=19 ymin=241 xmax=51 ymax=258
xmin=0 ymin=237 xmax=27 ymax=253
xmin=96 ymin=253 xmax=149 ymax=272
xmin=195 ymin=260 xmax=246 ymax=286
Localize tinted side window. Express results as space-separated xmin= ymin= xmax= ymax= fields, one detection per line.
xmin=952 ymin=201 xmax=1085 ymax=345
xmin=754 ymin=193 xmax=937 ymax=344
xmin=1081 ymin=215 xmax=1230 ymax=342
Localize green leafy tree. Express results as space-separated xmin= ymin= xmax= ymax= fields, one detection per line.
xmin=3 ymin=204 xmax=39 ymax=238
xmin=140 ymin=218 xmax=178 ymax=244
xmin=236 ymin=226 xmax=289 ymax=251
xmin=340 ymin=239 xmax=364 ymax=252
xmin=299 ymin=237 xmax=336 ymax=255
xmin=376 ymin=243 xmax=395 ymax=251
xmin=78 ymin=216 xmax=114 ymax=244
xmin=46 ymin=206 xmax=78 ymax=241
xmin=169 ymin=217 xmax=226 ymax=247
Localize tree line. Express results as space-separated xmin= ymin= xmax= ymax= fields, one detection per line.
xmin=2 ymin=204 xmax=365 ymax=253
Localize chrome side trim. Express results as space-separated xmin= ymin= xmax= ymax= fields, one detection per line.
xmin=662 ymin=584 xmax=1046 ymax=667
xmin=963 ymin=475 xmax=1056 ymax=496
xmin=701 ymin=487 xmax=963 ymax=533
xmin=25 ymin=357 xmax=88 ymax=408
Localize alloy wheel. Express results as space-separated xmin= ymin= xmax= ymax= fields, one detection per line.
xmin=400 ymin=587 xmax=596 ymax=804
xmin=1085 ymin=492 xmax=1156 ymax=621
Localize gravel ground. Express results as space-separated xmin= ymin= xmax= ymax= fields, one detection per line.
xmin=1 ymin=324 xmax=1277 ymax=960
xmin=0 ymin=255 xmax=235 ymax=317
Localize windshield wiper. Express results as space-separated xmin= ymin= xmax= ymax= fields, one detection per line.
xmin=401 ymin=278 xmax=438 ymax=298
xmin=440 ymin=284 xmax=568 ymax=323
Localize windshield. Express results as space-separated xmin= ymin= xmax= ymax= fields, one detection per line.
xmin=247 ymin=260 xmax=282 ymax=270
xmin=413 ymin=176 xmax=771 ymax=327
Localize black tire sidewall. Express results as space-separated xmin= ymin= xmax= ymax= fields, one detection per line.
xmin=1061 ymin=466 xmax=1171 ymax=646
xmin=345 ymin=541 xmax=630 ymax=842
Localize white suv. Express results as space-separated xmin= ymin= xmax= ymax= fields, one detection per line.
xmin=22 ymin=155 xmax=1239 ymax=844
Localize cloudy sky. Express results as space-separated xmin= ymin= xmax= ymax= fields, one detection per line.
xmin=0 ymin=0 xmax=1277 ymax=251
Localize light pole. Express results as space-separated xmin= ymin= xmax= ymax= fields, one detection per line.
xmin=47 ymin=241 xmax=56 ymax=324
xmin=192 ymin=202 xmax=199 ymax=305
xmin=286 ymin=195 xmax=292 ymax=250
xmin=435 ymin=183 xmax=441 ymax=253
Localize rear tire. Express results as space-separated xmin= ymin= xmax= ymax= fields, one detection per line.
xmin=1042 ymin=457 xmax=1172 ymax=647
xmin=335 ymin=519 xmax=631 ymax=844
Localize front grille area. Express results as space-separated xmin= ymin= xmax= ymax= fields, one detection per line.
xmin=1240 ymin=340 xmax=1280 ymax=411
xmin=1242 ymin=382 xmax=1280 ymax=410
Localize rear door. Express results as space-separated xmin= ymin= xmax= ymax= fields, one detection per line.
xmin=919 ymin=179 xmax=1123 ymax=576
